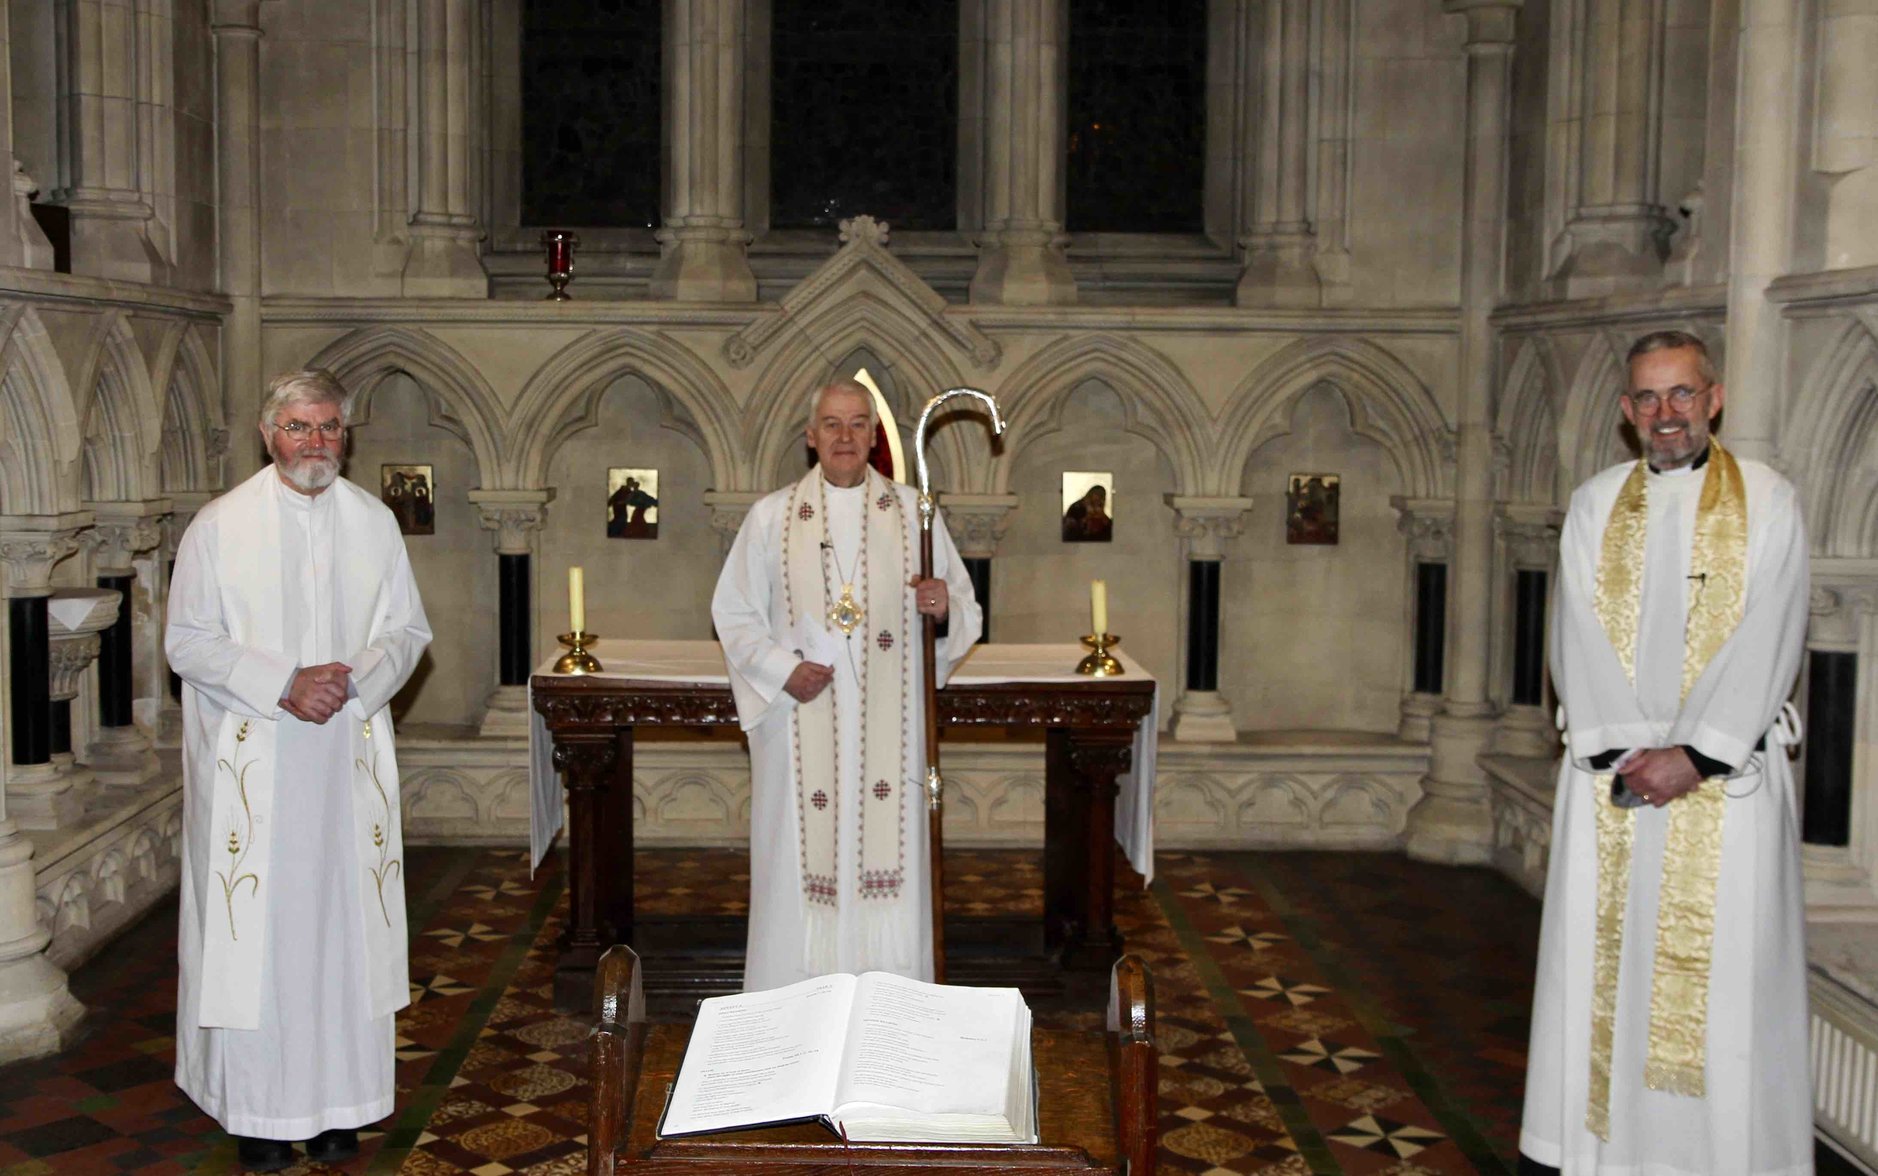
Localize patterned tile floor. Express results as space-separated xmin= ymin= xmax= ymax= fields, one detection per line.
xmin=0 ymin=845 xmax=1817 ymax=1175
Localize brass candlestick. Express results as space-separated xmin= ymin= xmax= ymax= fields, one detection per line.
xmin=554 ymin=630 xmax=602 ymax=674
xmin=1076 ymin=633 xmax=1123 ymax=676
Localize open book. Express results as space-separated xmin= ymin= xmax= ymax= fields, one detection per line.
xmin=657 ymin=971 xmax=1037 ymax=1144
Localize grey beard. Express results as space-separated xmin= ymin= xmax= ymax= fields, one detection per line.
xmin=280 ymin=456 xmax=340 ymax=493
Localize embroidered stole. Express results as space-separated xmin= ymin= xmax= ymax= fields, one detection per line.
xmin=780 ymin=467 xmax=914 ymax=972
xmin=1584 ymin=442 xmax=1747 ymax=1137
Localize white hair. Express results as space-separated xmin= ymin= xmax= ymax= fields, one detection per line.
xmin=260 ymin=369 xmax=352 ymax=430
xmin=805 ymin=378 xmax=877 ymax=433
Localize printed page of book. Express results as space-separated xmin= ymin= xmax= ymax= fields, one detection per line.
xmin=658 ymin=973 xmax=857 ymax=1137
xmin=830 ymin=972 xmax=1034 ymax=1142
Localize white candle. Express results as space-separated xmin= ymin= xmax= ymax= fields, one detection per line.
xmin=1091 ymin=579 xmax=1107 ymax=635
xmin=569 ymin=566 xmax=586 ymax=633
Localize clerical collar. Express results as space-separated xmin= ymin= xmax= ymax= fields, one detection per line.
xmin=1649 ymin=444 xmax=1710 ymax=477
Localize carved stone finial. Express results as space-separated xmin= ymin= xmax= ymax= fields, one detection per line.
xmin=838 ymin=216 xmax=890 ymax=247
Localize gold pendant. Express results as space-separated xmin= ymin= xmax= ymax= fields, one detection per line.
xmin=828 ymin=584 xmax=865 ymax=635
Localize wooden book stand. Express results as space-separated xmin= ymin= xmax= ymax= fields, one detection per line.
xmin=586 ymin=945 xmax=1159 ymax=1176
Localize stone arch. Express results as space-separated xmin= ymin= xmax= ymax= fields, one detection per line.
xmin=513 ymin=327 xmax=741 ymax=490
xmin=745 ymin=293 xmax=979 ymax=492
xmin=1558 ymin=334 xmax=1633 ymax=488
xmin=1215 ymin=337 xmax=1450 ymax=498
xmin=306 ymin=326 xmax=506 ymax=489
xmin=989 ymin=334 xmax=1211 ymax=496
xmin=1498 ymin=338 xmax=1565 ymax=505
xmin=158 ymin=325 xmax=225 ymax=493
xmin=0 ymin=306 xmax=83 ymax=514
xmin=1784 ymin=320 xmax=1878 ymax=556
xmin=79 ymin=313 xmax=162 ymax=503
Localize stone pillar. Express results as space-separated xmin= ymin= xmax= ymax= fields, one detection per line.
xmin=1492 ymin=506 xmax=1562 ymax=758
xmin=969 ymin=0 xmax=1075 ymax=306
xmin=212 ymin=1 xmax=264 ymax=483
xmin=54 ymin=0 xmax=170 ymax=282
xmin=154 ymin=499 xmax=204 ymax=749
xmin=1392 ymin=498 xmax=1453 ymax=741
xmin=2 ymin=521 xmax=87 ymax=823
xmin=82 ymin=505 xmax=165 ymax=788
xmin=1552 ymin=0 xmax=1674 ymax=294
xmin=1234 ymin=0 xmax=1319 ymax=307
xmin=1408 ymin=2 xmax=1520 ymax=866
xmin=1722 ymin=0 xmax=1803 ymax=463
xmin=1802 ymin=576 xmax=1878 ymax=920
xmin=403 ymin=0 xmax=485 ymax=296
xmin=937 ymin=494 xmax=1018 ymax=644
xmin=0 ymin=3 xmax=54 ymax=270
xmin=651 ymin=0 xmax=757 ymax=302
xmin=1166 ymin=497 xmax=1252 ymax=742
xmin=42 ymin=589 xmax=119 ymax=827
xmin=469 ymin=490 xmax=553 ymax=738
xmin=703 ymin=491 xmax=763 ymax=556
xmin=0 ymin=523 xmax=86 ymax=1061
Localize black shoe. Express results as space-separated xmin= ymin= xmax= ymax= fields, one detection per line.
xmin=306 ymin=1127 xmax=360 ymax=1162
xmin=234 ymin=1136 xmax=295 ymax=1172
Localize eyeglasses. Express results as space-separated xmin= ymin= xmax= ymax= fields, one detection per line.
xmin=1625 ymin=385 xmax=1709 ymax=414
xmin=274 ymin=419 xmax=345 ymax=439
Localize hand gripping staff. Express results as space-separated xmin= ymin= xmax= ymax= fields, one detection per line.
xmin=913 ymin=387 xmax=1005 ymax=983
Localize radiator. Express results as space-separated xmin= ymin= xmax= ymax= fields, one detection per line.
xmin=1813 ymin=968 xmax=1878 ymax=1173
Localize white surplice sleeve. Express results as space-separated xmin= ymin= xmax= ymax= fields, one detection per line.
xmin=930 ymin=507 xmax=981 ymax=686
xmin=1667 ymin=474 xmax=1809 ymax=769
xmin=1551 ymin=477 xmax=1657 ymax=770
xmin=712 ymin=496 xmax=805 ymax=733
xmin=344 ymin=534 xmax=433 ymax=719
xmin=165 ymin=515 xmax=297 ymax=719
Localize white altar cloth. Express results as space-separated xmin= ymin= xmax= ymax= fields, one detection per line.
xmin=527 ymin=640 xmax=1158 ymax=882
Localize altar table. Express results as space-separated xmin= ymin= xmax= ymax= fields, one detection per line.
xmin=530 ymin=640 xmax=1158 ymax=1007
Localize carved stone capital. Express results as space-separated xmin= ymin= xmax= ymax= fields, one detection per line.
xmin=1165 ymin=496 xmax=1254 ymax=561
xmin=83 ymin=502 xmax=169 ymax=574
xmin=468 ymin=489 xmax=556 ymax=554
xmin=1497 ymin=505 xmax=1563 ymax=570
xmin=1810 ymin=580 xmax=1878 ymax=651
xmin=938 ymin=494 xmax=1020 ymax=559
xmin=703 ymin=491 xmax=763 ymax=550
xmin=0 ymin=515 xmax=92 ymax=596
xmin=1391 ymin=496 xmax=1455 ymax=562
xmin=47 ymin=633 xmax=103 ymax=701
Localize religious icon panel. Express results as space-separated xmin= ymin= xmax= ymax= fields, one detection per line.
xmin=1061 ymin=472 xmax=1115 ymax=543
xmin=1286 ymin=473 xmax=1340 ymax=545
xmin=381 ymin=464 xmax=435 ymax=536
xmin=607 ymin=468 xmax=660 ymax=539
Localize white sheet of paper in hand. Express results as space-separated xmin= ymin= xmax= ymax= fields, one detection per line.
xmin=790 ymin=615 xmax=843 ymax=667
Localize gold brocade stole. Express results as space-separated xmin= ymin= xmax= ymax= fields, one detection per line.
xmin=1584 ymin=443 xmax=1748 ymax=1139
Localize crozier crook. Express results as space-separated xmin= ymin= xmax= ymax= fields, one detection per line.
xmin=912 ymin=386 xmax=1005 ymax=982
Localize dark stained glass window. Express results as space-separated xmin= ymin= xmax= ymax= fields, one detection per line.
xmin=770 ymin=0 xmax=958 ymax=231
xmin=522 ymin=0 xmax=661 ymax=228
xmin=1067 ymin=1 xmax=1206 ymax=233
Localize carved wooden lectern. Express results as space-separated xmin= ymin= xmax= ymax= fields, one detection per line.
xmin=586 ymin=945 xmax=1159 ymax=1176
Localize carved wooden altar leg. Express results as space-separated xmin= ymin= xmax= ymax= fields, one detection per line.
xmin=1045 ymin=727 xmax=1130 ymax=970
xmin=552 ymin=731 xmax=620 ymax=1007
xmin=600 ymin=727 xmax=636 ymax=946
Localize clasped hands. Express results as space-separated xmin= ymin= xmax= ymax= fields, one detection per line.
xmin=1618 ymin=746 xmax=1704 ymax=808
xmin=283 ymin=661 xmax=353 ymax=724
xmin=782 ymin=576 xmax=949 ymax=704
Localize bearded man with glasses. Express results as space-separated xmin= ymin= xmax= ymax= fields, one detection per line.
xmin=1519 ymin=331 xmax=1812 ymax=1175
xmin=166 ymin=369 xmax=433 ymax=1171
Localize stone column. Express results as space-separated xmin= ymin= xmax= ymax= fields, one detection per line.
xmin=468 ymin=490 xmax=554 ymax=738
xmin=1553 ymin=0 xmax=1674 ymax=294
xmin=1234 ymin=0 xmax=1319 ymax=307
xmin=1166 ymin=497 xmax=1252 ymax=742
xmin=0 ymin=3 xmax=54 ymax=270
xmin=703 ymin=491 xmax=763 ymax=556
xmin=651 ymin=0 xmax=757 ymax=301
xmin=403 ymin=0 xmax=487 ymax=296
xmin=1492 ymin=506 xmax=1562 ymax=757
xmin=54 ymin=0 xmax=169 ymax=282
xmin=2 ymin=521 xmax=88 ymax=824
xmin=936 ymin=494 xmax=1018 ymax=643
xmin=0 ymin=523 xmax=87 ymax=1062
xmin=969 ymin=0 xmax=1075 ymax=306
xmin=154 ymin=498 xmax=206 ymax=749
xmin=1802 ymin=576 xmax=1878 ymax=919
xmin=212 ymin=1 xmax=264 ymax=483
xmin=1722 ymin=0 xmax=1803 ymax=463
xmin=1392 ymin=498 xmax=1453 ymax=741
xmin=42 ymin=589 xmax=119 ymax=827
xmin=83 ymin=505 xmax=165 ymax=788
xmin=1409 ymin=1 xmax=1520 ymax=866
